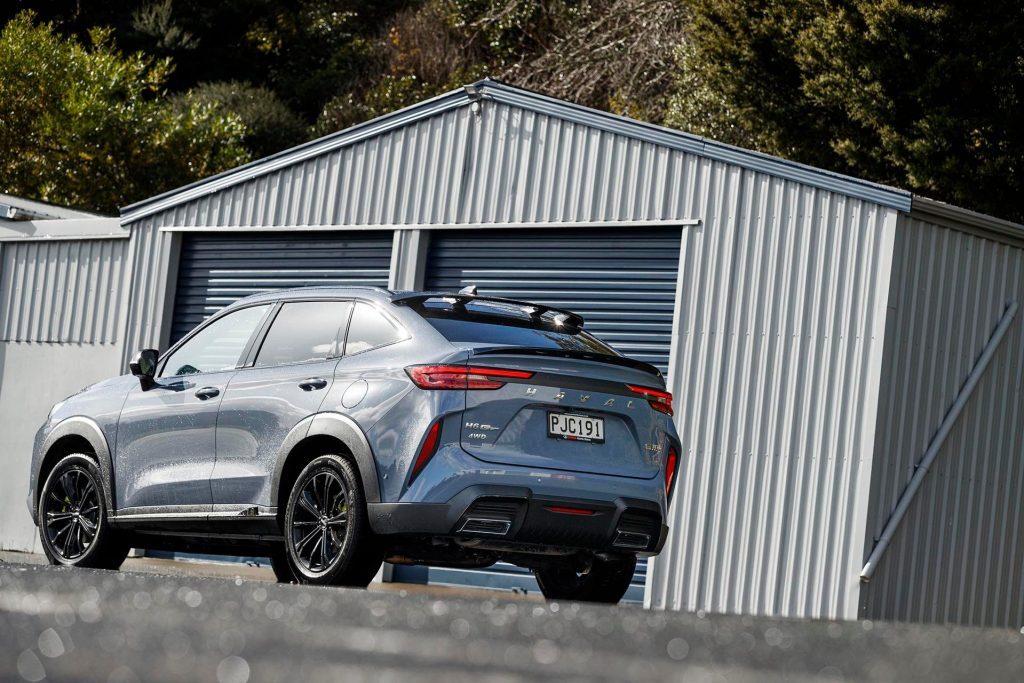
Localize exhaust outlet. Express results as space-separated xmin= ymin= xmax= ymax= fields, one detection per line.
xmin=612 ymin=530 xmax=651 ymax=550
xmin=457 ymin=518 xmax=512 ymax=536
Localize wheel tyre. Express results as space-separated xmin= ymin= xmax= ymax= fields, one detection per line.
xmin=269 ymin=546 xmax=296 ymax=583
xmin=283 ymin=454 xmax=383 ymax=587
xmin=37 ymin=454 xmax=129 ymax=570
xmin=534 ymin=554 xmax=637 ymax=604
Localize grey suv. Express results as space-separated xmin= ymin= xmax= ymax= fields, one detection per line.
xmin=28 ymin=287 xmax=679 ymax=603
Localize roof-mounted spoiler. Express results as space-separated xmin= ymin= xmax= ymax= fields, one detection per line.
xmin=392 ymin=291 xmax=585 ymax=330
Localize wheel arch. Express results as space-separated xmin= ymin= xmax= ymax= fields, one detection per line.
xmin=35 ymin=417 xmax=116 ymax=523
xmin=271 ymin=412 xmax=381 ymax=515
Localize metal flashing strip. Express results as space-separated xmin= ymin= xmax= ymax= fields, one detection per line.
xmin=157 ymin=219 xmax=702 ymax=233
xmin=860 ymin=300 xmax=1020 ymax=581
xmin=0 ymin=217 xmax=128 ymax=241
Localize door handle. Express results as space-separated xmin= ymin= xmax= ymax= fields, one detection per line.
xmin=195 ymin=386 xmax=220 ymax=400
xmin=298 ymin=377 xmax=328 ymax=391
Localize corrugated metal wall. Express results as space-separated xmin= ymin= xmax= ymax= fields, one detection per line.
xmin=861 ymin=216 xmax=1024 ymax=627
xmin=648 ymin=172 xmax=898 ymax=620
xmin=121 ymin=220 xmax=176 ymax=364
xmin=0 ymin=238 xmax=130 ymax=343
xmin=138 ymin=101 xmax=821 ymax=230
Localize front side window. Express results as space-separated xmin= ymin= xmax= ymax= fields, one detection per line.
xmin=255 ymin=301 xmax=352 ymax=367
xmin=161 ymin=304 xmax=271 ymax=377
xmin=345 ymin=302 xmax=405 ymax=355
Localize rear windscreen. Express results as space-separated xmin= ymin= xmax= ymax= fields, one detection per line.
xmin=416 ymin=298 xmax=619 ymax=356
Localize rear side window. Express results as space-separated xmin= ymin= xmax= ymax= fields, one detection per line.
xmin=345 ymin=302 xmax=405 ymax=355
xmin=255 ymin=301 xmax=351 ymax=367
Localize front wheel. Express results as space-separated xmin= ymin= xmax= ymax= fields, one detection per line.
xmin=534 ymin=554 xmax=637 ymax=604
xmin=38 ymin=454 xmax=129 ymax=570
xmin=283 ymin=455 xmax=383 ymax=587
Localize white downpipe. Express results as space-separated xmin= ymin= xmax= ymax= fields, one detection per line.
xmin=860 ymin=300 xmax=1019 ymax=581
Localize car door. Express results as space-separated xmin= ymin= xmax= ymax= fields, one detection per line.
xmin=211 ymin=299 xmax=353 ymax=510
xmin=114 ymin=303 xmax=273 ymax=513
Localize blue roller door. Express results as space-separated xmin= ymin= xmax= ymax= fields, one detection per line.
xmin=416 ymin=227 xmax=682 ymax=602
xmin=171 ymin=231 xmax=393 ymax=342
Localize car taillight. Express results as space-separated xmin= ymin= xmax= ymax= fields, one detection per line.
xmin=410 ymin=420 xmax=442 ymax=482
xmin=665 ymin=447 xmax=679 ymax=499
xmin=406 ymin=365 xmax=534 ymax=390
xmin=627 ymin=384 xmax=674 ymax=416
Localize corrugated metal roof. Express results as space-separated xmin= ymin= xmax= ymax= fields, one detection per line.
xmin=0 ymin=193 xmax=101 ymax=221
xmin=0 ymin=217 xmax=127 ymax=242
xmin=120 ymin=80 xmax=913 ymax=224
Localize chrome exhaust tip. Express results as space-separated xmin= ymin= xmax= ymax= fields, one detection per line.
xmin=612 ymin=530 xmax=651 ymax=550
xmin=457 ymin=518 xmax=512 ymax=536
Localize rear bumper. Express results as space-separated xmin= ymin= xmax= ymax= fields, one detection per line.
xmin=367 ymin=485 xmax=668 ymax=555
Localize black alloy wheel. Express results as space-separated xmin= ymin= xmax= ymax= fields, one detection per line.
xmin=38 ymin=454 xmax=128 ymax=569
xmin=291 ymin=469 xmax=350 ymax=574
xmin=283 ymin=454 xmax=384 ymax=586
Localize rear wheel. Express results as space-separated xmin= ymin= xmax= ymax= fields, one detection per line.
xmin=283 ymin=455 xmax=383 ymax=587
xmin=534 ymin=554 xmax=636 ymax=604
xmin=38 ymin=454 xmax=129 ymax=570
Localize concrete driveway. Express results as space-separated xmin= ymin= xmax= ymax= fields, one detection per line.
xmin=1 ymin=555 xmax=1022 ymax=682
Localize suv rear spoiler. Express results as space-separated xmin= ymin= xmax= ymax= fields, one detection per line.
xmin=392 ymin=292 xmax=585 ymax=330
xmin=470 ymin=346 xmax=664 ymax=380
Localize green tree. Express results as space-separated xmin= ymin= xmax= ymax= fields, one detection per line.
xmin=0 ymin=11 xmax=249 ymax=214
xmin=178 ymin=81 xmax=308 ymax=158
xmin=668 ymin=0 xmax=1024 ymax=221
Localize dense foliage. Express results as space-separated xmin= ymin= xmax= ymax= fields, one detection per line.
xmin=668 ymin=0 xmax=1024 ymax=221
xmin=1 ymin=1 xmax=1021 ymax=220
xmin=0 ymin=12 xmax=248 ymax=214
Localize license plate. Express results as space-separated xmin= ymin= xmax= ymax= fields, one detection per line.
xmin=548 ymin=413 xmax=604 ymax=443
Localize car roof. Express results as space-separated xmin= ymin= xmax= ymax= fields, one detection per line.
xmin=225 ymin=286 xmax=397 ymax=308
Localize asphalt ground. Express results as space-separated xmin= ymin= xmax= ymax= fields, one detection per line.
xmin=1 ymin=556 xmax=1023 ymax=682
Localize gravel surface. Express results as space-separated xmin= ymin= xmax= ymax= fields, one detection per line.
xmin=1 ymin=561 xmax=1022 ymax=682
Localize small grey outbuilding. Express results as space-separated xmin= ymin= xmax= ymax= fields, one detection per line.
xmin=3 ymin=80 xmax=1024 ymax=627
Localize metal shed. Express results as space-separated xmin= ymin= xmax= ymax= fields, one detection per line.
xmin=8 ymin=80 xmax=1021 ymax=626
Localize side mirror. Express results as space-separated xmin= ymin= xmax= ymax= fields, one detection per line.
xmin=129 ymin=349 xmax=159 ymax=389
